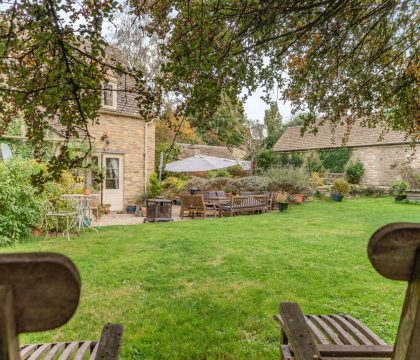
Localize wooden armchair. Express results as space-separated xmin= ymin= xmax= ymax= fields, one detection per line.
xmin=275 ymin=223 xmax=420 ymax=360
xmin=0 ymin=253 xmax=123 ymax=360
xmin=179 ymin=194 xmax=218 ymax=219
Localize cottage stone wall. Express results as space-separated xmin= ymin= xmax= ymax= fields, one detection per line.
xmin=350 ymin=145 xmax=420 ymax=186
xmin=177 ymin=143 xmax=245 ymax=160
xmin=89 ymin=111 xmax=155 ymax=205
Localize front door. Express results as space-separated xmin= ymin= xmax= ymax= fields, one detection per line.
xmin=102 ymin=154 xmax=124 ymax=211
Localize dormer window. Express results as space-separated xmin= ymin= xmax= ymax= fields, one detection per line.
xmin=102 ymin=81 xmax=118 ymax=110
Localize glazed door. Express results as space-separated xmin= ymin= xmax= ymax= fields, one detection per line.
xmin=102 ymin=154 xmax=124 ymax=211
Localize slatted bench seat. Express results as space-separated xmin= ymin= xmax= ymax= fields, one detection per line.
xmin=275 ymin=313 xmax=392 ymax=360
xmin=19 ymin=323 xmax=122 ymax=360
xmin=20 ymin=341 xmax=98 ymax=360
xmin=219 ymin=195 xmax=269 ymax=217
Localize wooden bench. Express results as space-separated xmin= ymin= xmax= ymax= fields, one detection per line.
xmin=0 ymin=253 xmax=123 ymax=360
xmin=219 ymin=195 xmax=269 ymax=217
xmin=406 ymin=190 xmax=420 ymax=202
xmin=275 ymin=223 xmax=420 ymax=360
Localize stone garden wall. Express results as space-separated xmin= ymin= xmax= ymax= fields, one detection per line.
xmin=177 ymin=143 xmax=245 ymax=160
xmin=350 ymin=144 xmax=420 ymax=186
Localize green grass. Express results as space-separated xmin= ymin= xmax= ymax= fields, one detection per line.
xmin=2 ymin=198 xmax=418 ymax=359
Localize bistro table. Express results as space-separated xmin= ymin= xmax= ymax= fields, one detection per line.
xmin=61 ymin=194 xmax=99 ymax=232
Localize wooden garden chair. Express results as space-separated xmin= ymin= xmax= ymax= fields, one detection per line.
xmin=179 ymin=194 xmax=218 ymax=219
xmin=274 ymin=223 xmax=420 ymax=360
xmin=0 ymin=252 xmax=123 ymax=360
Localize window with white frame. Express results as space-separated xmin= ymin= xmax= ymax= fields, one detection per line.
xmin=102 ymin=81 xmax=118 ymax=109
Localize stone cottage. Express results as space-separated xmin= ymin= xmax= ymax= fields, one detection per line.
xmin=86 ymin=75 xmax=155 ymax=211
xmin=273 ymin=120 xmax=419 ymax=186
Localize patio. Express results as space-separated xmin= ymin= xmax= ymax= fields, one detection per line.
xmin=93 ymin=205 xmax=184 ymax=227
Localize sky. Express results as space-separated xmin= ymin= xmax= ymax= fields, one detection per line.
xmin=244 ymin=88 xmax=293 ymax=124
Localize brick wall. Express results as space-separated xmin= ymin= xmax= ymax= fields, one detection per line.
xmin=89 ymin=111 xmax=155 ymax=205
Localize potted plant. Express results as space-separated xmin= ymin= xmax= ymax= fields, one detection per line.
xmin=98 ymin=203 xmax=111 ymax=215
xmin=392 ymin=179 xmax=409 ymax=201
xmin=292 ymin=194 xmax=305 ymax=204
xmin=135 ymin=193 xmax=147 ymax=207
xmin=275 ymin=192 xmax=290 ymax=212
xmin=225 ymin=187 xmax=235 ymax=197
xmin=331 ymin=179 xmax=350 ymax=202
xmin=126 ymin=204 xmax=137 ymax=214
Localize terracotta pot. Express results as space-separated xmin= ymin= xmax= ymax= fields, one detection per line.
xmin=293 ymin=194 xmax=305 ymax=203
xmin=83 ymin=188 xmax=91 ymax=195
xmin=32 ymin=228 xmax=40 ymax=237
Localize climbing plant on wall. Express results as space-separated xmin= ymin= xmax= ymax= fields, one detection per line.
xmin=318 ymin=148 xmax=352 ymax=173
xmin=279 ymin=152 xmax=304 ymax=168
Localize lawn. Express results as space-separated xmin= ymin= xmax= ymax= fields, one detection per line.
xmin=2 ymin=198 xmax=419 ymax=359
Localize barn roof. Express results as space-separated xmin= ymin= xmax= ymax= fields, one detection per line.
xmin=273 ymin=120 xmax=408 ymax=152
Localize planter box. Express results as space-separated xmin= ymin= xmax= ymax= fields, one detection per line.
xmin=277 ymin=202 xmax=289 ymax=212
xmin=126 ymin=205 xmax=137 ymax=214
xmin=407 ymin=190 xmax=420 ymax=202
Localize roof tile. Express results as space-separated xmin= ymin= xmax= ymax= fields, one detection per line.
xmin=273 ymin=120 xmax=408 ymax=151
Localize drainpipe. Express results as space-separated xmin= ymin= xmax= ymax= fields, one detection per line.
xmin=144 ymin=118 xmax=155 ymax=193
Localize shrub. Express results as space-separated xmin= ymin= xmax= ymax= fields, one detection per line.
xmin=279 ymin=152 xmax=304 ymax=168
xmin=237 ymin=176 xmax=268 ymax=192
xmin=264 ymin=166 xmax=313 ymax=195
xmin=207 ymin=177 xmax=239 ymax=192
xmin=256 ymin=149 xmax=277 ymax=171
xmin=332 ymin=179 xmax=350 ymax=196
xmin=208 ymin=169 xmax=232 ymax=178
xmin=350 ymin=185 xmax=386 ymax=198
xmin=147 ymin=173 xmax=162 ymax=198
xmin=346 ymin=160 xmax=364 ymax=184
xmin=161 ymin=176 xmax=186 ymax=198
xmin=306 ymin=156 xmax=324 ymax=174
xmin=402 ymin=165 xmax=420 ymax=188
xmin=0 ymin=159 xmax=43 ymax=246
xmin=362 ymin=186 xmax=386 ymax=197
xmin=310 ymin=172 xmax=325 ymax=187
xmin=392 ymin=179 xmax=409 ymax=196
xmin=319 ymin=148 xmax=352 ymax=172
xmin=228 ymin=164 xmax=245 ymax=178
xmin=275 ymin=192 xmax=289 ymax=203
xmin=185 ymin=176 xmax=208 ymax=191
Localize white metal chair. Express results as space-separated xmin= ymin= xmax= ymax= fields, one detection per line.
xmin=42 ymin=200 xmax=77 ymax=240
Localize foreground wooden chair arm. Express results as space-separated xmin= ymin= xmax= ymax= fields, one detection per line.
xmin=275 ymin=223 xmax=420 ymax=360
xmin=0 ymin=253 xmax=123 ymax=360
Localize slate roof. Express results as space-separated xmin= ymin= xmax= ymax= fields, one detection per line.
xmin=103 ymin=46 xmax=140 ymax=117
xmin=273 ymin=120 xmax=408 ymax=152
